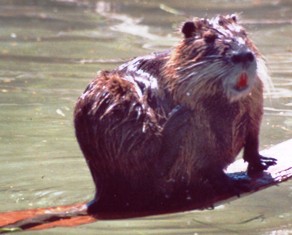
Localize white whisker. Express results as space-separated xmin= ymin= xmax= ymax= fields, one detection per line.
xmin=257 ymin=57 xmax=274 ymax=95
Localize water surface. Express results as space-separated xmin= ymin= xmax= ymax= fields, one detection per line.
xmin=0 ymin=0 xmax=291 ymax=234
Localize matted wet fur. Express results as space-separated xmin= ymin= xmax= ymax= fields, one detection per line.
xmin=74 ymin=14 xmax=276 ymax=214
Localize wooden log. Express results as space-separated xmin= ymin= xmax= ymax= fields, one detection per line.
xmin=0 ymin=139 xmax=291 ymax=233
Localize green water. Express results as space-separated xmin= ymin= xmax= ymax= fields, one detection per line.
xmin=0 ymin=0 xmax=291 ymax=234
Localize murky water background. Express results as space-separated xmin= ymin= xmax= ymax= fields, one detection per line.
xmin=0 ymin=0 xmax=291 ymax=234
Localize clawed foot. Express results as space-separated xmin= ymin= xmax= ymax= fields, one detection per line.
xmin=247 ymin=155 xmax=277 ymax=177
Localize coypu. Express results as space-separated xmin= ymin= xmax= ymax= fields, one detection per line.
xmin=74 ymin=14 xmax=277 ymax=214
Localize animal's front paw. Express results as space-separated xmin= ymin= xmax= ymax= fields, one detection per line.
xmin=247 ymin=155 xmax=277 ymax=177
xmin=156 ymin=105 xmax=192 ymax=178
xmin=163 ymin=105 xmax=192 ymax=135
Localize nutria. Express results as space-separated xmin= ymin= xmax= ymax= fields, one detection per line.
xmin=74 ymin=14 xmax=277 ymax=214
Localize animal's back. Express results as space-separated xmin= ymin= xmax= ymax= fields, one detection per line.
xmin=74 ymin=56 xmax=171 ymax=211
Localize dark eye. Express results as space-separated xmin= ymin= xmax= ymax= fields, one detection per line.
xmin=204 ymin=32 xmax=217 ymax=44
xmin=231 ymin=14 xmax=237 ymax=23
xmin=218 ymin=19 xmax=224 ymax=26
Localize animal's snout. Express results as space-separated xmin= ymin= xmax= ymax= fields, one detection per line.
xmin=231 ymin=49 xmax=254 ymax=64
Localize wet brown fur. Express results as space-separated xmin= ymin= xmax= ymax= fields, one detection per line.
xmin=74 ymin=14 xmax=276 ymax=214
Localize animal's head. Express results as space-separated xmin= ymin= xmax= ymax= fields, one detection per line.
xmin=166 ymin=14 xmax=270 ymax=102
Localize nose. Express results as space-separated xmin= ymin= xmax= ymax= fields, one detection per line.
xmin=231 ymin=49 xmax=254 ymax=64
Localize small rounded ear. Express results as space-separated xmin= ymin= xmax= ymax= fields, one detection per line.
xmin=203 ymin=31 xmax=217 ymax=43
xmin=230 ymin=14 xmax=237 ymax=23
xmin=181 ymin=21 xmax=196 ymax=38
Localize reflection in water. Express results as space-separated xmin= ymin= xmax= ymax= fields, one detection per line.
xmin=0 ymin=0 xmax=291 ymax=234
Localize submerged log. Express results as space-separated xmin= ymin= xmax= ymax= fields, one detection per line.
xmin=0 ymin=139 xmax=291 ymax=233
